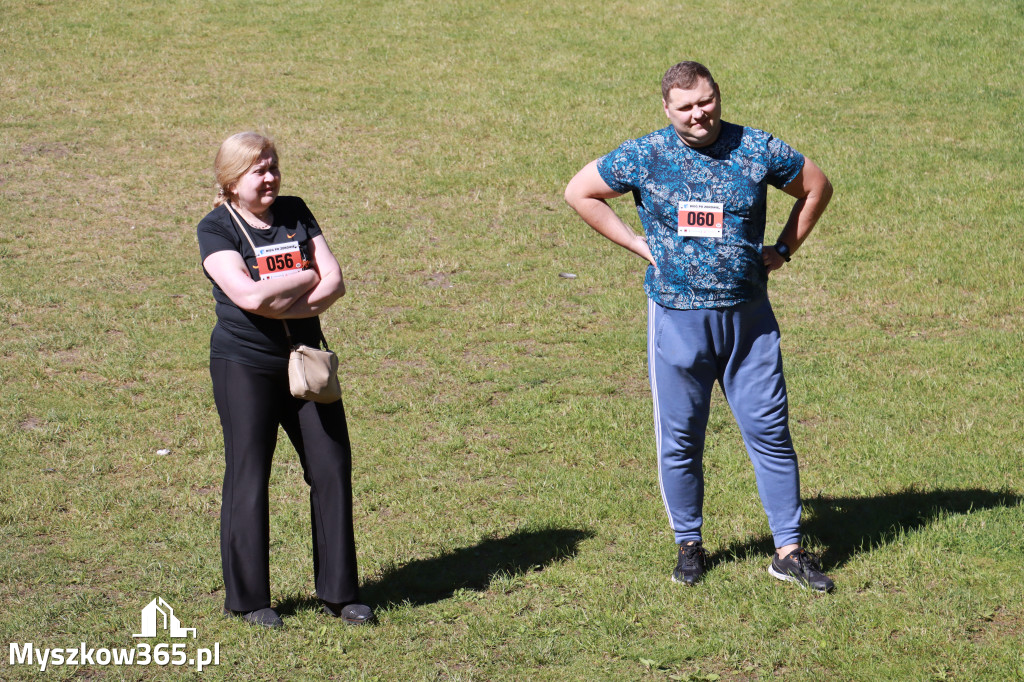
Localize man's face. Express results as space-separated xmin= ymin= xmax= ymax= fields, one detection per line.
xmin=663 ymin=79 xmax=722 ymax=148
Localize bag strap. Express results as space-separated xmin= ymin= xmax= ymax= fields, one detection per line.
xmin=283 ymin=319 xmax=330 ymax=351
xmin=223 ymin=201 xmax=260 ymax=254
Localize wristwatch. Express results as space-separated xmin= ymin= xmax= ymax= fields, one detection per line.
xmin=774 ymin=241 xmax=792 ymax=262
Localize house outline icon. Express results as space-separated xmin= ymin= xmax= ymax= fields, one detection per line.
xmin=133 ymin=597 xmax=196 ymax=638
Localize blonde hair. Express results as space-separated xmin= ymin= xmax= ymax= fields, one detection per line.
xmin=213 ymin=132 xmax=278 ymax=207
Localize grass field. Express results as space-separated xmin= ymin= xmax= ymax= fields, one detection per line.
xmin=2 ymin=0 xmax=1023 ymax=679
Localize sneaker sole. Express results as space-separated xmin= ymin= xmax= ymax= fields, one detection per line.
xmin=670 ymin=573 xmax=700 ymax=586
xmin=767 ymin=564 xmax=833 ymax=593
xmin=767 ymin=563 xmax=805 ymax=587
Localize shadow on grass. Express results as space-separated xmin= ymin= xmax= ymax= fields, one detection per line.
xmin=363 ymin=526 xmax=595 ymax=608
xmin=713 ymin=487 xmax=1022 ymax=570
xmin=277 ymin=526 xmax=594 ymax=614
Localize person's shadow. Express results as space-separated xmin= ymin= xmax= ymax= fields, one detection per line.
xmin=361 ymin=526 xmax=595 ymax=608
xmin=277 ymin=526 xmax=594 ymax=615
xmin=711 ymin=487 xmax=1022 ymax=569
xmin=275 ymin=488 xmax=1019 ymax=614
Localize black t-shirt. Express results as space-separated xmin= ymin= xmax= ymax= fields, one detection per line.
xmin=197 ymin=196 xmax=325 ymax=370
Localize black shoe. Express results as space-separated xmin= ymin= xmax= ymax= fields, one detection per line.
xmin=322 ymin=601 xmax=375 ymax=626
xmin=671 ymin=541 xmax=708 ymax=586
xmin=768 ymin=548 xmax=834 ymax=593
xmin=223 ymin=606 xmax=283 ymax=628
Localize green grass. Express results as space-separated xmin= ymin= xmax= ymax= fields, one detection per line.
xmin=2 ymin=0 xmax=1023 ymax=679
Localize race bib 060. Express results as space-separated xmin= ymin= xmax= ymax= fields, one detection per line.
xmin=677 ymin=201 xmax=724 ymax=239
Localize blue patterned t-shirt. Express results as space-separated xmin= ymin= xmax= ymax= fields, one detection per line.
xmin=597 ymin=122 xmax=804 ymax=310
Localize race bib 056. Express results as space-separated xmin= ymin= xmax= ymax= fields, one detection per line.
xmin=253 ymin=241 xmax=303 ymax=280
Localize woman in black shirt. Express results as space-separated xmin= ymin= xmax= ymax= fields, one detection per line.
xmin=197 ymin=132 xmax=371 ymax=628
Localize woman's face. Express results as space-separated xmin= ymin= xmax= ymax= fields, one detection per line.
xmin=232 ymin=149 xmax=280 ymax=214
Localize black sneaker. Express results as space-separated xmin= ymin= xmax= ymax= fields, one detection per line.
xmin=768 ymin=548 xmax=834 ymax=593
xmin=671 ymin=541 xmax=708 ymax=586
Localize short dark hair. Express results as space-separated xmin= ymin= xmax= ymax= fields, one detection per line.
xmin=661 ymin=61 xmax=716 ymax=100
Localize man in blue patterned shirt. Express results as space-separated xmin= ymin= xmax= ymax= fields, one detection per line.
xmin=565 ymin=61 xmax=834 ymax=592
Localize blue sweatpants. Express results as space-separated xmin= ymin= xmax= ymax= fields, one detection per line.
xmin=647 ymin=296 xmax=802 ymax=548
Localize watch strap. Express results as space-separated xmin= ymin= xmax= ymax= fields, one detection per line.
xmin=774 ymin=241 xmax=792 ymax=262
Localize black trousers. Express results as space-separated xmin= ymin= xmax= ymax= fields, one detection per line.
xmin=211 ymin=358 xmax=359 ymax=612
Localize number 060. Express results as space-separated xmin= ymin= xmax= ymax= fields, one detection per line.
xmin=686 ymin=211 xmax=714 ymax=227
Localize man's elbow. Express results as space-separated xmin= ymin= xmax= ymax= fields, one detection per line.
xmin=563 ymin=183 xmax=578 ymax=209
xmin=817 ymin=178 xmax=834 ymax=207
xmin=564 ymin=181 xmax=589 ymax=214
